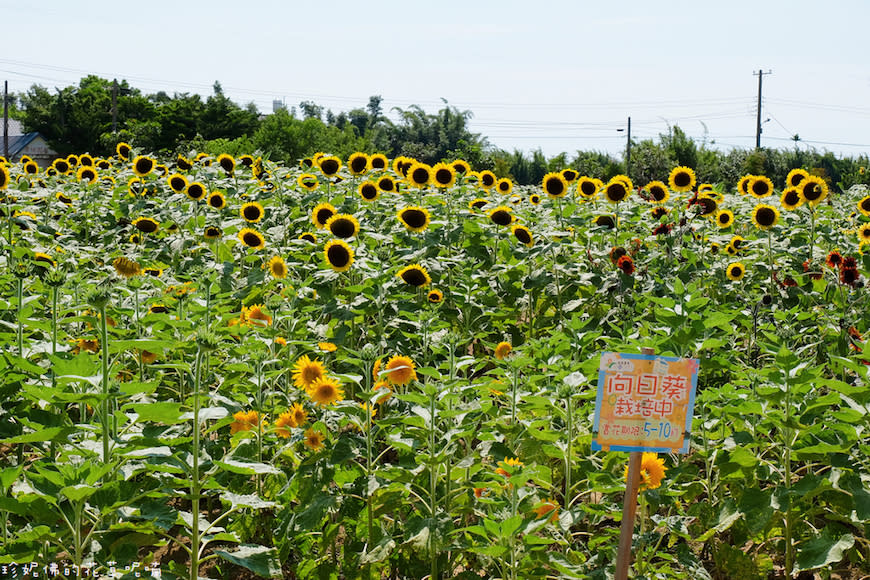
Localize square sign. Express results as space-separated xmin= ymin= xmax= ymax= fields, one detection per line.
xmin=591 ymin=352 xmax=699 ymax=454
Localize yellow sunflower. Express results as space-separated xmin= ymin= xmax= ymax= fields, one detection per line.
xmin=407 ymin=162 xmax=433 ymax=188
xmin=318 ymin=155 xmax=342 ymax=177
xmin=780 ymin=187 xmax=803 ymax=210
xmin=752 ymin=204 xmax=779 ymax=230
xmin=297 ymin=173 xmax=319 ymax=191
xmin=168 ymin=173 xmax=188 ymax=193
xmin=427 ymin=289 xmax=443 ymax=303
xmin=267 ymin=255 xmax=288 ymax=279
xmin=511 ymin=224 xmax=534 ymax=247
xmin=452 ymin=159 xmax=471 ymax=175
xmin=303 ymin=427 xmax=326 ymax=451
xmin=238 ymin=228 xmax=266 ymax=250
xmin=240 ymin=201 xmax=265 ymax=223
xmin=494 ymin=341 xmax=512 ymax=360
xmin=542 ymin=172 xmax=568 ymax=198
xmin=311 ymin=202 xmax=336 ymax=229
xmin=324 ymin=239 xmax=354 ymax=272
xmin=479 ymin=170 xmax=497 ymax=190
xmin=377 ymin=175 xmax=396 ymax=193
xmin=798 ymin=175 xmax=828 ymax=207
xmin=645 ymin=180 xmax=670 ymax=203
xmin=624 ymin=452 xmax=667 ymax=491
xmin=292 ymin=355 xmax=326 ymax=391
xmin=488 ymin=206 xmax=513 ymax=226
xmin=715 ymin=209 xmax=734 ymax=229
xmin=432 ymin=162 xmax=457 ymax=189
xmin=309 ymin=377 xmax=344 ymax=406
xmin=186 ymin=182 xmax=207 ymax=201
xmin=496 ymin=178 xmax=513 ymax=195
xmin=668 ymin=166 xmax=696 ymax=192
xmin=217 ymin=153 xmax=235 ymax=175
xmin=397 ymin=206 xmax=431 ymax=232
xmin=786 ymin=168 xmax=810 ymax=188
xmin=604 ymin=178 xmax=630 ymax=203
xmin=347 ymin=152 xmax=370 ymax=175
xmin=116 ymin=142 xmax=132 ymax=160
xmin=384 ymin=355 xmax=417 ymax=386
xmin=726 ymin=262 xmax=746 ymax=281
xmin=132 ymin=155 xmax=155 ymax=177
xmin=113 ymin=256 xmax=141 ymax=278
xmin=576 ymin=176 xmax=599 ymax=198
xmin=369 ymin=153 xmax=389 ymax=171
xmin=132 ymin=217 xmax=159 ymax=233
xmin=207 ymin=190 xmax=227 ymax=210
xmin=397 ymin=264 xmax=431 ymax=287
xmin=326 ymin=213 xmax=360 ymax=239
xmin=748 ymin=175 xmax=774 ymax=199
xmin=358 ymin=181 xmax=379 ymax=201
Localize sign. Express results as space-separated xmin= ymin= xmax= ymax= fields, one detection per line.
xmin=592 ymin=351 xmax=698 ymax=453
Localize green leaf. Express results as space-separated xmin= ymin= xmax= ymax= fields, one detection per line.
xmin=127 ymin=402 xmax=185 ymax=424
xmin=215 ymin=459 xmax=281 ymax=476
xmin=1 ymin=426 xmax=75 ymax=444
xmin=221 ymin=493 xmax=276 ymax=510
xmin=214 ymin=544 xmax=282 ymax=578
xmin=361 ymin=537 xmax=396 ymax=564
xmin=795 ymin=528 xmax=854 ymax=572
xmin=502 ymin=514 xmax=523 ymax=537
xmin=60 ymin=484 xmax=97 ymax=502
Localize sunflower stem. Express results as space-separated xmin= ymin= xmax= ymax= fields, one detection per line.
xmin=99 ymin=302 xmax=112 ymax=473
xmin=190 ymin=348 xmax=203 ymax=580
xmin=15 ymin=277 xmax=23 ymax=359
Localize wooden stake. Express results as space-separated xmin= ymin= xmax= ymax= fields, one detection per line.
xmin=614 ymin=346 xmax=655 ymax=580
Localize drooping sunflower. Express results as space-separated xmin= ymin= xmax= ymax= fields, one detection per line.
xmin=384 ymin=355 xmax=417 ymax=385
xmin=798 ymin=176 xmax=828 ymax=206
xmin=604 ymin=178 xmax=630 ymax=203
xmin=452 ymin=159 xmax=471 ymax=175
xmin=132 ymin=217 xmax=159 ymax=233
xmin=650 ymin=206 xmax=669 ymax=220
xmin=217 ymin=153 xmax=235 ymax=175
xmin=33 ymin=252 xmax=56 ymax=267
xmin=645 ymin=181 xmax=670 ymax=203
xmin=186 ymin=182 xmax=207 ymax=201
xmin=479 ymin=170 xmax=497 ymax=190
xmin=427 ymin=289 xmax=443 ymax=303
xmin=298 ymin=232 xmax=317 ymax=243
xmin=297 ymin=173 xmax=319 ymax=191
xmin=143 ymin=267 xmax=163 ymax=277
xmin=593 ymin=215 xmax=617 ymax=229
xmin=494 ymin=341 xmax=512 ymax=360
xmin=237 ymin=154 xmax=254 ymax=168
xmin=406 ymin=162 xmax=433 ymax=188
xmin=311 ymin=202 xmax=336 ymax=229
xmin=318 ymin=155 xmax=342 ymax=177
xmin=168 ymin=173 xmax=188 ymax=193
xmin=429 ymin=162 xmax=456 ymax=189
xmin=324 ymin=239 xmax=354 ymax=272
xmin=274 ymin=411 xmax=295 ymax=438
xmin=576 ymin=176 xmax=599 ymax=198
xmin=496 ymin=178 xmax=513 ymax=195
xmin=511 ymin=224 xmax=534 ymax=247
xmin=113 ymin=256 xmax=142 ymax=278
xmin=697 ymin=183 xmax=714 ymax=193
xmin=175 ymin=155 xmax=193 ymax=170
xmin=195 ymin=152 xmax=211 ymax=166
xmin=488 ymin=206 xmax=513 ymax=227
xmin=240 ymin=201 xmax=265 ymax=223
xmin=397 ymin=206 xmax=431 ymax=232
xmin=397 ymin=264 xmax=431 ymax=287
xmin=207 ymin=191 xmax=227 ymax=210
xmin=229 ymin=410 xmax=263 ymax=435
xmin=369 ymin=153 xmax=388 ymax=171
xmin=726 ymin=262 xmax=746 ymax=281
xmin=238 ymin=228 xmax=266 ymax=250
xmin=715 ymin=209 xmax=734 ymax=229
xmin=542 ymin=172 xmax=568 ymax=198
xmin=780 ymin=187 xmax=803 ymax=210
xmin=132 ymin=155 xmax=155 ymax=177
xmin=96 ymin=158 xmax=111 ymax=170
xmin=377 ymin=175 xmax=396 ymax=193
xmin=358 ymin=181 xmax=379 ymax=201
xmin=309 ymin=377 xmax=344 ymax=406
xmin=752 ymin=204 xmax=779 ymax=230
xmin=748 ymin=175 xmax=774 ymax=199
xmin=668 ymin=166 xmax=696 ymax=192
xmin=392 ymin=156 xmax=414 ymax=177
xmin=116 ymin=142 xmax=132 ymax=160
xmin=469 ymin=198 xmax=488 ymax=211
xmin=76 ymin=166 xmax=97 ymax=183
xmin=267 ymin=255 xmax=288 ymax=279
xmin=293 ymin=355 xmax=326 ymax=390
xmin=786 ymin=168 xmax=810 ymax=188
xmin=326 ymin=214 xmax=360 ymax=239
xmin=858 ymin=196 xmax=870 ymax=217
xmin=56 ymin=192 xmax=73 ymax=205
xmin=204 ymin=226 xmax=223 ymax=240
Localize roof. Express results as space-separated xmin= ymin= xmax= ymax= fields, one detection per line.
xmin=4 ymin=132 xmax=40 ymax=157
xmin=4 ymin=118 xmax=23 ymax=136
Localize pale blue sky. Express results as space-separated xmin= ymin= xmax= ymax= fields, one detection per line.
xmin=3 ymin=0 xmax=870 ymax=159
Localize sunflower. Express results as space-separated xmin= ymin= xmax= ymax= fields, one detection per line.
xmin=166 ymin=173 xmax=187 ymax=194
xmin=748 ymin=175 xmax=774 ymax=199
xmin=397 ymin=206 xmax=431 ymax=232
xmin=557 ymin=168 xmax=577 ymax=183
xmin=542 ymin=172 xmax=568 ymax=198
xmin=299 ymin=232 xmax=317 ymax=243
xmin=113 ymin=256 xmax=141 ymax=278
xmin=786 ymin=168 xmax=810 ymax=188
xmin=33 ymin=252 xmax=56 ymax=267
xmin=624 ymin=452 xmax=666 ymax=491
xmin=242 ymin=304 xmax=273 ymax=327
xmin=217 ymin=153 xmax=235 ymax=175
xmin=96 ymin=158 xmax=111 ymax=170
xmin=238 ymin=201 xmax=263 ymax=223
xmin=697 ymin=183 xmax=713 ymax=193
xmin=317 ymin=155 xmax=342 ymax=177
xmin=143 ymin=267 xmax=163 ymax=277
xmin=397 ymin=264 xmax=431 ymax=287
xmin=405 ymin=162 xmax=431 ymax=188
xmin=238 ymin=228 xmax=265 ymax=250
xmin=384 ymin=355 xmax=416 ymax=385
xmin=116 ymin=142 xmax=132 ymax=160
xmin=0 ymin=164 xmax=10 ymax=190
xmin=132 ymin=217 xmax=159 ymax=233
xmin=186 ymin=182 xmax=207 ymax=201
xmin=752 ymin=204 xmax=779 ymax=230
xmin=488 ymin=206 xmax=513 ymax=226
xmin=826 ymin=250 xmax=843 ymax=269
xmin=324 ymin=239 xmax=354 ymax=272
xmin=858 ymin=224 xmax=870 ymax=245
xmin=422 ymin=162 xmax=454 ymax=189
xmin=323 ymin=214 xmax=358 ymax=240
xmin=204 ymin=226 xmax=223 ymax=240
xmin=645 ymin=181 xmax=670 ymax=203
xmin=594 ymin=215 xmax=616 ymax=229
xmin=376 ymin=175 xmax=396 ymax=193
xmin=195 ymin=152 xmax=211 ymax=166
xmin=309 ymin=377 xmax=344 ymax=406
xmin=131 ymin=155 xmax=154 ymax=177
xmin=230 ymin=410 xmax=263 ymax=435
xmin=604 ymin=179 xmax=630 ymax=203
xmin=617 ymin=255 xmax=635 ymax=275
xmin=358 ymin=181 xmax=379 ymax=201
xmin=392 ymin=156 xmax=414 ymax=177
xmin=576 ymin=176 xmax=599 ymax=198
xmin=55 ymin=192 xmax=73 ymax=205
xmin=479 ymin=170 xmax=497 ymax=190
xmin=496 ymin=457 xmax=523 ymax=477
xmin=318 ymin=341 xmax=337 ymax=353
xmin=303 ymin=427 xmax=326 ymax=451
xmin=274 ymin=411 xmax=295 ymax=438
xmin=292 ymin=355 xmax=326 ymax=391
xmin=469 ymin=198 xmax=488 ymax=211
xmin=694 ymin=196 xmax=718 ymax=217
xmin=346 ymin=152 xmax=369 ymax=175
xmin=780 ymin=187 xmax=802 ymax=210
xmin=311 ymin=202 xmax=336 ymax=229
xmin=494 ymin=177 xmax=513 ymax=195
xmin=798 ymin=175 xmax=828 ymax=206
xmin=452 ymin=159 xmax=471 ymax=175
xmin=267 ymin=255 xmax=288 ymax=279
xmin=295 ymin=173 xmax=318 ymax=191
xmin=511 ymin=224 xmax=534 ymax=247
xmin=369 ymin=153 xmax=388 ymax=171
xmin=52 ymin=158 xmax=71 ymax=174
xmin=76 ymin=166 xmax=97 ymax=183
xmin=715 ymin=209 xmax=734 ymax=228
xmin=668 ymin=166 xmax=696 ymax=192
xmin=726 ymin=262 xmax=746 ymax=281
xmin=652 ymin=223 xmax=672 ymax=236
xmin=22 ymin=161 xmax=38 ymax=175
xmin=494 ymin=341 xmax=512 ymax=360
xmin=650 ymin=206 xmax=669 ymax=220
xmin=858 ymin=196 xmax=870 ymax=217
xmin=427 ymin=289 xmax=443 ymax=304
xmin=525 ymin=193 xmax=540 ymax=205
xmin=202 ymin=190 xmax=225 ymax=210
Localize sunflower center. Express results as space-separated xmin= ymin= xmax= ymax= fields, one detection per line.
xmin=545 ymin=179 xmax=564 ymax=196
xmin=244 ymin=206 xmax=261 ymax=220
xmin=673 ymin=172 xmax=691 ymax=187
xmin=351 ymin=157 xmax=367 ymax=173
xmin=412 ymin=168 xmax=429 ymax=184
xmin=361 ymin=184 xmax=378 ymax=199
xmin=321 ymin=159 xmax=339 ymax=175
xmin=752 ymin=181 xmax=769 ymax=196
xmin=327 ymin=244 xmax=350 ymax=267
xmin=514 ymin=228 xmax=532 ymax=244
xmin=330 ymin=218 xmax=356 ymax=238
xmin=189 ymin=185 xmax=204 ymax=199
xmin=316 ymin=208 xmax=334 ymax=225
xmin=757 ymin=208 xmax=776 ymax=226
xmin=243 ymin=232 xmax=261 ymax=247
xmin=435 ymin=169 xmax=452 ymax=185
xmin=136 ymin=159 xmax=153 ymax=174
xmin=378 ymin=178 xmax=394 ymax=191
xmin=651 ymin=186 xmax=666 ymax=201
xmin=371 ymin=157 xmax=386 ymax=169
xmin=402 ymin=209 xmax=427 ymax=229
xmin=491 ymin=210 xmax=511 ymax=226
xmin=401 ymin=268 xmax=427 ymax=286
xmin=580 ymin=181 xmax=597 ymax=196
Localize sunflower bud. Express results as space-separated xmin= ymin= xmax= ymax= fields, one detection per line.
xmin=195 ymin=331 xmax=220 ymax=352
xmin=12 ymin=261 xmax=30 ymax=279
xmin=44 ymin=269 xmax=67 ymax=288
xmin=87 ymin=286 xmax=112 ymax=310
xmin=360 ymin=343 xmax=378 ymax=362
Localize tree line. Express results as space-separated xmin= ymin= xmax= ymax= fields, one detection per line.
xmin=7 ymin=75 xmax=870 ymax=192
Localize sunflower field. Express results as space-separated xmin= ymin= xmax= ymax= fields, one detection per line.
xmin=2 ymin=146 xmax=870 ymax=580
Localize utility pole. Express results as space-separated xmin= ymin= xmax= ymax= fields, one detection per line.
xmin=3 ymin=80 xmax=8 ymax=160
xmin=754 ymin=69 xmax=772 ymax=149
xmin=626 ymin=116 xmax=631 ymax=177
xmin=112 ymin=79 xmax=118 ymax=134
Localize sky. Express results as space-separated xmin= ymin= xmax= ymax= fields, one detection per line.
xmin=3 ymin=0 xmax=870 ymax=160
